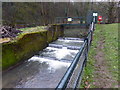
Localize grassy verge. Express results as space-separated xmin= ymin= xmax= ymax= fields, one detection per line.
xmin=80 ymin=24 xmax=101 ymax=88
xmin=80 ymin=23 xmax=118 ymax=88
xmin=17 ymin=26 xmax=47 ymax=39
xmin=19 ymin=26 xmax=47 ymax=34
xmin=10 ymin=26 xmax=47 ymax=43
xmin=103 ymin=23 xmax=118 ymax=87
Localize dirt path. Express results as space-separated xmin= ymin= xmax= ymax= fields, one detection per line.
xmin=93 ymin=28 xmax=117 ymax=88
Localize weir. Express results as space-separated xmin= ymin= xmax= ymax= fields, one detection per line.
xmin=2 ymin=37 xmax=84 ymax=88
xmin=2 ymin=16 xmax=95 ymax=89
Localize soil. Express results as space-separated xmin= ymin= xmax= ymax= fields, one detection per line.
xmin=93 ymin=29 xmax=118 ymax=88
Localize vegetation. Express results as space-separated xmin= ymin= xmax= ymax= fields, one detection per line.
xmin=2 ymin=2 xmax=119 ymax=27
xmin=3 ymin=2 xmax=88 ymax=26
xmin=81 ymin=23 xmax=118 ymax=88
xmin=80 ymin=24 xmax=99 ymax=88
xmin=103 ymin=23 xmax=118 ymax=84
xmin=11 ymin=26 xmax=47 ymax=42
xmin=92 ymin=2 xmax=119 ymax=23
xmin=1 ymin=1 xmax=119 ymax=87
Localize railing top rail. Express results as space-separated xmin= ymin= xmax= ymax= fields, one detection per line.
xmin=56 ymin=40 xmax=87 ymax=89
xmin=56 ymin=21 xmax=95 ymax=89
xmin=61 ymin=23 xmax=88 ymax=26
xmin=56 ymin=17 xmax=84 ymax=19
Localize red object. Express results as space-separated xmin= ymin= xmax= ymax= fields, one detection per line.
xmin=98 ymin=16 xmax=102 ymax=21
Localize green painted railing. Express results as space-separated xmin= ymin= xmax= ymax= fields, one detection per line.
xmin=56 ymin=21 xmax=94 ymax=90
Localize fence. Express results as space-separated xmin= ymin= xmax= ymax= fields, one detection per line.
xmin=56 ymin=17 xmax=86 ymax=24
xmin=55 ymin=21 xmax=94 ymax=89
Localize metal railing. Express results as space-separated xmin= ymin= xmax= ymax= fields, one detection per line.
xmin=56 ymin=22 xmax=94 ymax=90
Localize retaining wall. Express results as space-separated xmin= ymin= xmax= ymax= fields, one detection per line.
xmin=2 ymin=24 xmax=64 ymax=70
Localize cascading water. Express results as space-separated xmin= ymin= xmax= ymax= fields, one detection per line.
xmin=2 ymin=37 xmax=84 ymax=88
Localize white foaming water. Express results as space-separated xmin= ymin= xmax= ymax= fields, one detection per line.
xmin=46 ymin=47 xmax=78 ymax=59
xmin=55 ymin=47 xmax=70 ymax=59
xmin=58 ymin=39 xmax=84 ymax=43
xmin=46 ymin=47 xmax=61 ymax=50
xmin=46 ymin=47 xmax=78 ymax=53
xmin=28 ymin=56 xmax=71 ymax=72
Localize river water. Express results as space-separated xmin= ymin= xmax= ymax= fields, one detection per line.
xmin=2 ymin=37 xmax=84 ymax=88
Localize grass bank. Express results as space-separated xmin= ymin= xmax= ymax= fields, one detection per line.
xmin=80 ymin=23 xmax=118 ymax=88
xmin=103 ymin=23 xmax=118 ymax=87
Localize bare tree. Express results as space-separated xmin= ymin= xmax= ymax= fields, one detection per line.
xmin=93 ymin=2 xmax=118 ymax=23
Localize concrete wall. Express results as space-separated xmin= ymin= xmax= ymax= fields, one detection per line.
xmin=47 ymin=24 xmax=64 ymax=43
xmin=63 ymin=25 xmax=89 ymax=38
xmin=2 ymin=24 xmax=64 ymax=70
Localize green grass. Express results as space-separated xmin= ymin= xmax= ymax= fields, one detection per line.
xmin=18 ymin=26 xmax=47 ymax=39
xmin=80 ymin=23 xmax=118 ymax=88
xmin=19 ymin=26 xmax=47 ymax=34
xmin=10 ymin=26 xmax=47 ymax=43
xmin=103 ymin=23 xmax=118 ymax=86
xmin=80 ymin=24 xmax=100 ymax=88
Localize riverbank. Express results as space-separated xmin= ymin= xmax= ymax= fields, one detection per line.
xmin=81 ymin=23 xmax=118 ymax=88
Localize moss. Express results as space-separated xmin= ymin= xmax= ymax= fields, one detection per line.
xmin=2 ymin=31 xmax=47 ymax=70
xmin=2 ymin=25 xmax=64 ymax=70
xmin=47 ymin=25 xmax=64 ymax=43
xmin=15 ymin=31 xmax=47 ymax=60
xmin=2 ymin=43 xmax=16 ymax=70
xmin=52 ymin=25 xmax=58 ymax=40
xmin=47 ymin=26 xmax=54 ymax=43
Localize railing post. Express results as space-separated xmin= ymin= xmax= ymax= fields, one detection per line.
xmin=84 ymin=37 xmax=88 ymax=67
xmin=90 ymin=22 xmax=94 ymax=44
